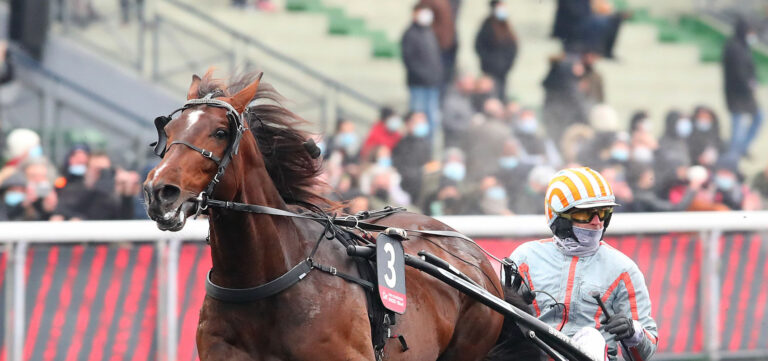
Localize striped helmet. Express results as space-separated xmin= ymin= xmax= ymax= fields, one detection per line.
xmin=545 ymin=167 xmax=618 ymax=226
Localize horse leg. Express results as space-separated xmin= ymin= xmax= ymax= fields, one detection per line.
xmin=436 ymin=300 xmax=504 ymax=361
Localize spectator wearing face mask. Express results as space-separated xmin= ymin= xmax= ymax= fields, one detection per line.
xmin=514 ymin=108 xmax=548 ymax=162
xmin=475 ymin=176 xmax=512 ymax=215
xmin=495 ymin=138 xmax=532 ymax=202
xmin=688 ymin=106 xmax=724 ymax=166
xmin=628 ymin=111 xmax=657 ymax=164
xmin=723 ymin=16 xmax=762 ymax=159
xmin=654 ymin=110 xmax=692 ymax=198
xmin=360 ymin=107 xmax=403 ymax=160
xmin=711 ymin=160 xmax=747 ymax=210
xmin=474 ymin=0 xmax=518 ymax=100
xmin=417 ymin=0 xmax=457 ymax=90
xmin=402 ymin=4 xmax=444 ymax=140
xmin=393 ymin=112 xmax=433 ymax=202
xmin=424 ymin=147 xmax=466 ymax=215
xmin=442 ymin=73 xmax=475 ymax=149
xmin=0 ymin=172 xmax=27 ymax=220
xmin=15 ymin=158 xmax=58 ymax=221
xmin=360 ymin=146 xmax=412 ymax=209
xmin=327 ymin=119 xmax=361 ymax=165
xmin=58 ymin=143 xmax=91 ymax=187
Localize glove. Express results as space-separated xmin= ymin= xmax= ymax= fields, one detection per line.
xmin=602 ymin=316 xmax=635 ymax=341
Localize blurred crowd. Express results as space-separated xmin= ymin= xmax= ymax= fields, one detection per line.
xmin=3 ymin=0 xmax=768 ymax=221
xmin=314 ymin=0 xmax=768 ymax=216
xmin=0 ymin=128 xmax=144 ymax=221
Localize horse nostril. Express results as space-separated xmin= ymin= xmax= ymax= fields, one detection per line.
xmin=156 ymin=184 xmax=181 ymax=205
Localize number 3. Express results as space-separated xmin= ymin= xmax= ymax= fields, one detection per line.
xmin=384 ymin=243 xmax=397 ymax=288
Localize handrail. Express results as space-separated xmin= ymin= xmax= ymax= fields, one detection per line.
xmin=8 ymin=44 xmax=150 ymax=129
xmin=162 ymin=0 xmax=380 ymax=109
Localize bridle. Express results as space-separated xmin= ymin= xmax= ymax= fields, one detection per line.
xmin=150 ymin=96 xmax=247 ymax=211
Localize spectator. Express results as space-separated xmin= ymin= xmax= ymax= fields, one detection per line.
xmin=402 ymin=4 xmax=443 ymax=139
xmin=542 ymin=55 xmax=587 ymax=145
xmin=576 ymin=105 xmax=620 ymax=168
xmin=654 ymin=110 xmax=692 ymax=198
xmin=513 ymin=108 xmax=548 ymax=163
xmin=472 ymin=75 xmax=496 ymax=112
xmin=52 ymin=151 xmax=133 ymax=220
xmin=0 ymin=172 xmax=26 ymax=220
xmin=1 ymin=128 xmax=43 ymax=184
xmin=751 ymin=162 xmax=768 ymax=205
xmin=58 ymin=143 xmax=90 ymax=187
xmin=579 ymin=52 xmax=604 ymax=108
xmin=511 ymin=165 xmax=555 ymax=214
xmin=424 ymin=179 xmax=465 ymax=216
xmin=599 ymin=164 xmax=633 ymax=211
xmin=627 ymin=163 xmax=700 ymax=212
xmin=19 ymin=158 xmax=58 ymax=221
xmin=723 ymin=16 xmax=762 ymax=159
xmin=477 ymin=176 xmax=512 ymax=215
xmin=559 ymin=123 xmax=595 ymax=165
xmin=552 ymin=0 xmax=625 ymax=57
xmin=465 ymin=105 xmax=512 ymax=181
xmin=360 ymin=146 xmax=412 ymax=208
xmin=418 ymin=0 xmax=457 ymax=89
xmin=495 ymin=138 xmax=532 ymax=202
xmin=393 ymin=112 xmax=432 ymax=202
xmin=688 ymin=106 xmax=724 ymax=166
xmin=440 ymin=147 xmax=467 ymax=184
xmin=712 ymin=160 xmax=746 ymax=210
xmin=360 ymin=107 xmax=403 ymax=160
xmin=628 ymin=111 xmax=657 ymax=164
xmin=327 ymin=119 xmax=361 ymax=165
xmin=442 ymin=73 xmax=475 ymax=149
xmin=474 ymin=0 xmax=518 ymax=100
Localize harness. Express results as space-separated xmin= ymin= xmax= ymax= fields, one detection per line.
xmin=151 ymin=97 xmax=488 ymax=357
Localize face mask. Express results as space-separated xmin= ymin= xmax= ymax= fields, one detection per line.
xmin=498 ymin=156 xmax=519 ymax=169
xmin=442 ymin=162 xmax=466 ymax=182
xmin=747 ymin=33 xmax=759 ymax=47
xmin=631 ymin=147 xmax=653 ymax=163
xmin=715 ymin=176 xmax=735 ymax=190
xmin=494 ymin=6 xmax=508 ymax=20
xmin=377 ymin=157 xmax=392 ymax=168
xmin=610 ymin=148 xmax=629 ymax=162
xmin=386 ymin=116 xmax=403 ymax=132
xmin=555 ymin=225 xmax=603 ymax=257
xmin=486 ymin=186 xmax=507 ymax=200
xmin=416 ymin=9 xmax=434 ymax=26
xmin=337 ymin=133 xmax=359 ymax=154
xmin=69 ymin=164 xmax=87 ymax=176
xmin=696 ymin=119 xmax=712 ymax=132
xmin=28 ymin=145 xmax=43 ymax=158
xmin=517 ymin=118 xmax=538 ymax=134
xmin=4 ymin=191 xmax=24 ymax=207
xmin=676 ymin=119 xmax=692 ymax=138
xmin=412 ymin=123 xmax=430 ymax=138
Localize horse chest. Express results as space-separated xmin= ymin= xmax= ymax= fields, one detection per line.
xmin=197 ymin=277 xmax=374 ymax=361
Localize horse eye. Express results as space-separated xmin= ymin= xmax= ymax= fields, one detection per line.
xmin=214 ymin=129 xmax=228 ymax=139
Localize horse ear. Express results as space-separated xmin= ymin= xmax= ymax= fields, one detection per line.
xmin=229 ymin=72 xmax=263 ymax=114
xmin=187 ymin=74 xmax=202 ymax=100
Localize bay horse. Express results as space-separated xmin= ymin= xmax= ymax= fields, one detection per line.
xmin=143 ymin=70 xmax=536 ymax=360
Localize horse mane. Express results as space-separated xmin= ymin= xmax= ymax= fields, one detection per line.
xmin=196 ymin=72 xmax=333 ymax=207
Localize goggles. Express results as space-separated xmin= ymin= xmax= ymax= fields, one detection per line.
xmin=558 ymin=207 xmax=613 ymax=224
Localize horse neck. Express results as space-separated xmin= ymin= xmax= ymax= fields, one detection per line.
xmin=207 ymin=142 xmax=306 ymax=288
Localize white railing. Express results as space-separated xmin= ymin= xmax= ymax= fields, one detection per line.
xmin=3 ymin=211 xmax=768 ymax=361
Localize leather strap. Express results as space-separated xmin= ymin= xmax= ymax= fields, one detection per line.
xmin=205 ymin=259 xmax=313 ymax=303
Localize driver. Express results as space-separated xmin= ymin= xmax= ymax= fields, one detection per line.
xmin=510 ymin=167 xmax=658 ymax=361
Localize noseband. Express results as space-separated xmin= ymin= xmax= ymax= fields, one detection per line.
xmin=150 ymin=97 xmax=247 ymax=208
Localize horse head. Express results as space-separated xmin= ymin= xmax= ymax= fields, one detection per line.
xmin=143 ymin=69 xmax=261 ymax=231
